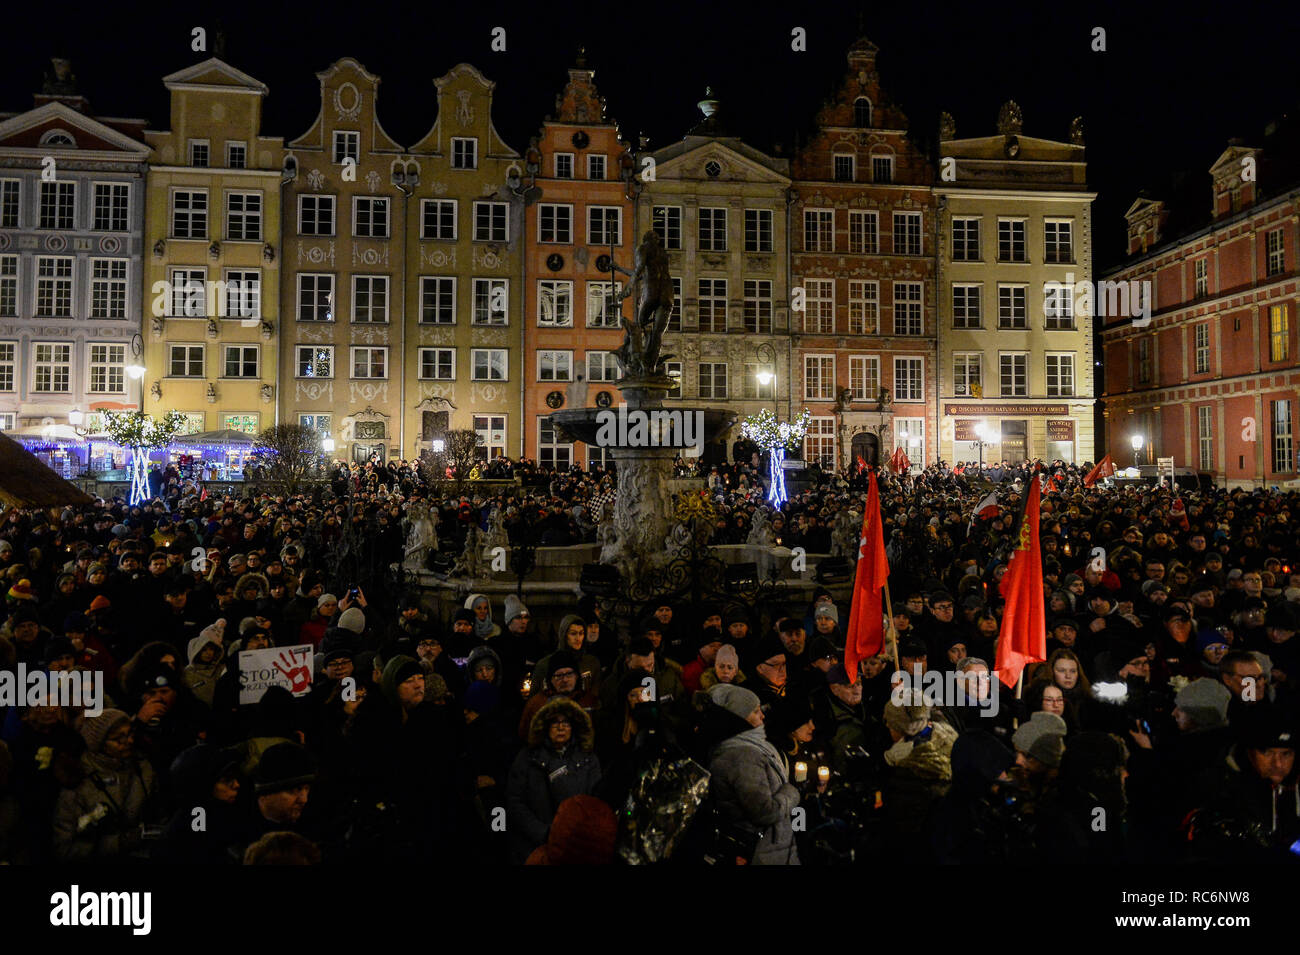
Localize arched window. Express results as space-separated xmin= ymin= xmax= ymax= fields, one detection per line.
xmin=854 ymin=98 xmax=872 ymax=128
xmin=40 ymin=129 xmax=76 ymax=147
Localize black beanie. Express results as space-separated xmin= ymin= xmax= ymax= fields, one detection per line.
xmin=547 ymin=650 xmax=579 ymax=680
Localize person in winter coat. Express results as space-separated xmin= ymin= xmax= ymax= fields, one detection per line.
xmin=531 ymin=614 xmax=602 ymax=696
xmin=525 ymin=794 xmax=617 ymax=865
xmin=52 ymin=709 xmax=160 ymax=862
xmin=153 ymin=743 xmax=243 ymax=864
xmin=705 ymin=683 xmax=801 ymax=865
xmin=698 ymin=643 xmax=747 ymax=691
xmin=506 ymin=696 xmax=602 ymax=864
xmin=1035 ymin=731 xmax=1131 ymax=863
xmin=518 ymin=650 xmax=598 ymax=741
xmin=464 ymin=593 xmax=501 ymax=642
xmin=183 ymin=621 xmax=227 ymax=709
xmin=880 ymin=693 xmax=959 ymax=852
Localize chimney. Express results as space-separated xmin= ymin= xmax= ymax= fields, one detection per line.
xmin=34 ymin=57 xmax=89 ymax=113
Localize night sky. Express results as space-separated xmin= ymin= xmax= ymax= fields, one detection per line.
xmin=1 ymin=0 xmax=1296 ymax=269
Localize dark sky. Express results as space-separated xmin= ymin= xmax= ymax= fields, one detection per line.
xmin=3 ymin=0 xmax=1298 ymax=268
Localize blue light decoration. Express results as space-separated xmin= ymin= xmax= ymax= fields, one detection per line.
xmin=741 ymin=408 xmax=811 ymax=506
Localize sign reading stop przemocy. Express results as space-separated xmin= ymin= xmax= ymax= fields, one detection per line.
xmin=239 ymin=644 xmax=314 ymax=705
xmin=944 ymin=404 xmax=1069 ymax=416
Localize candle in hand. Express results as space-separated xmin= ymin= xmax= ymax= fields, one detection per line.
xmin=817 ymin=765 xmax=831 ymax=785
xmin=794 ymin=761 xmax=808 ymax=782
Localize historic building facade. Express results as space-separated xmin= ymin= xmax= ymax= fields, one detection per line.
xmin=790 ymin=37 xmax=936 ymax=469
xmin=0 ymin=60 xmax=149 ymax=473
xmin=522 ymin=55 xmax=635 ymax=468
xmin=142 ymin=58 xmax=284 ymax=439
xmin=640 ymin=91 xmax=792 ymax=461
xmin=1101 ymin=139 xmax=1300 ymax=488
xmin=935 ymin=103 xmax=1096 ymax=465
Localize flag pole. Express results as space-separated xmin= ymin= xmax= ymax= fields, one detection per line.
xmin=883 ymin=582 xmax=899 ymax=673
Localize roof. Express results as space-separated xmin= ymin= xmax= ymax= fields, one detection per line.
xmin=0 ymin=433 xmax=94 ymax=507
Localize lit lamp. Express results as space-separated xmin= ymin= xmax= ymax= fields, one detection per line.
xmin=322 ymin=437 xmax=336 ymax=454
xmin=431 ymin=438 xmax=446 ymax=453
xmin=67 ymin=409 xmax=84 ymax=428
xmin=126 ymin=364 xmax=146 ymax=381
xmin=973 ymin=421 xmax=999 ymax=469
xmin=1130 ymin=433 xmax=1144 ymax=467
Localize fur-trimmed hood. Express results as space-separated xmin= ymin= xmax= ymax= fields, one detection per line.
xmin=234 ymin=572 xmax=269 ymax=600
xmin=526 ymin=695 xmax=594 ymax=751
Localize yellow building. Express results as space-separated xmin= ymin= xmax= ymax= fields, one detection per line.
xmin=142 ymin=58 xmax=284 ymax=442
xmin=936 ymin=102 xmax=1096 ymax=465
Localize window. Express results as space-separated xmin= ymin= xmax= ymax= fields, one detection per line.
xmin=743 ymin=280 xmax=772 ymax=333
xmin=805 ymin=418 xmax=836 ymax=467
xmin=32 ymin=342 xmax=71 ymax=392
xmin=89 ymin=259 xmax=127 ymax=319
xmin=699 ymin=362 xmax=728 ymax=398
xmin=218 ymin=191 xmax=261 ymax=241
xmin=952 ymin=218 xmax=981 ymax=261
xmin=88 ymin=344 xmax=125 ymax=394
xmin=539 ymin=418 xmax=573 ymax=469
xmin=665 ymin=362 xmax=682 ymax=398
xmin=894 ymin=357 xmax=923 ymax=402
xmin=472 ymin=278 xmax=509 ymax=325
xmin=0 ymin=180 xmax=18 ymax=228
xmin=554 ymin=153 xmax=574 ymax=178
xmin=668 ymin=277 xmax=682 ymax=331
xmin=297 ymin=273 xmax=335 ymax=322
xmin=1044 ymin=283 xmax=1074 ymax=329
xmin=850 ymin=355 xmax=880 ymax=401
xmin=0 ymin=413 xmax=13 ymax=430
xmin=223 ymin=269 xmax=260 ymax=320
xmin=172 ymin=190 xmax=208 ymax=239
xmin=1267 ymin=229 xmax=1285 ymax=277
xmin=745 ymin=209 xmax=773 ymax=252
xmin=223 ymin=345 xmax=259 ymax=378
xmin=471 ymin=348 xmax=507 ymax=381
xmin=587 ymin=155 xmax=606 ymax=180
xmin=998 ymin=285 xmax=1028 ymax=329
xmin=742 ymin=363 xmax=775 ymax=400
xmin=893 ymin=212 xmax=922 ymax=255
xmin=35 ymin=257 xmax=73 ymax=316
xmin=804 ymin=355 xmax=835 ymax=400
xmin=587 ymin=351 xmax=622 ymax=383
xmin=848 ymin=280 xmax=879 ymax=334
xmin=538 ymin=350 xmax=573 ymax=381
xmin=587 ymin=206 xmax=621 ymax=246
xmin=1046 ymin=353 xmax=1074 ymax=397
xmin=849 ymin=211 xmax=878 ymax=254
xmin=226 ymin=142 xmax=247 ymax=168
xmin=299 ymin=413 xmax=331 ymax=436
xmin=418 ymin=348 xmax=455 ymax=380
xmin=586 ymin=281 xmax=621 ymax=328
xmin=699 ymin=208 xmax=727 ymax=251
xmin=1272 ymin=400 xmax=1294 ymax=473
xmin=189 ymin=140 xmax=209 ymax=167
xmin=299 ymin=195 xmax=336 ymax=236
xmin=952 ymin=284 xmax=982 ymax=328
xmin=354 ymin=197 xmax=389 ymax=238
xmin=351 ymin=347 xmax=388 ymax=379
xmin=1198 ymin=406 xmax=1214 ymax=471
xmin=421 ymin=199 xmax=456 ymax=239
xmin=834 ymin=155 xmax=855 ymax=182
xmin=953 ymin=354 xmax=982 ymax=396
xmin=1270 ymin=305 xmax=1289 ymax=362
xmin=652 ymin=206 xmax=681 ymax=249
xmin=93 ymin=183 xmax=129 ymax=232
xmin=39 ymin=182 xmax=75 ymax=230
xmin=872 ymin=155 xmax=893 ymax=183
xmin=451 ymin=137 xmax=478 ymax=169
xmin=893 ymin=282 xmax=923 ymax=335
xmin=998 ymin=219 xmax=1027 ymax=262
xmin=896 ymin=417 xmax=924 ymax=456
xmin=332 ymin=131 xmax=359 ymax=164
xmin=352 ymin=275 xmax=389 ymax=323
xmin=419 ymin=276 xmax=455 ymax=324
xmin=1195 ymin=258 xmax=1209 ymax=297
xmin=855 ymin=98 xmax=872 ymax=127
xmin=170 ymin=268 xmax=205 ymax=317
xmin=804 ymin=210 xmax=834 ymax=253
xmin=296 ymin=345 xmax=333 ymax=378
xmin=0 ymin=342 xmax=14 ymax=391
xmin=223 ymin=414 xmax=259 ymax=435
xmin=801 ymin=279 xmax=832 ymax=334
xmin=699 ymin=278 xmax=728 ymax=333
xmin=474 ymin=415 xmax=506 ymax=460
xmin=537 ymin=280 xmax=574 ymax=328
xmin=1137 ymin=338 xmax=1152 ymax=385
xmin=999 ymin=353 xmax=1028 ymax=397
xmin=1044 ymin=220 xmax=1073 ymax=264
xmin=539 ymin=204 xmax=573 ymax=243
xmin=1194 ymin=322 xmax=1210 ymax=373
xmin=473 ymin=202 xmax=508 ymax=242
xmin=0 ymin=257 xmax=15 ymax=317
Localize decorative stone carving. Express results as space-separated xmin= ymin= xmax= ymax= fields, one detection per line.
xmin=208 ymin=241 xmax=221 ymax=260
xmin=451 ymin=523 xmax=486 ymax=578
xmin=1069 ymin=116 xmax=1085 ymax=146
xmin=151 ymin=381 xmax=162 ymax=401
xmin=152 ymin=239 xmax=166 ymax=259
xmin=261 ymin=384 xmax=274 ymax=403
xmin=263 ymin=243 xmax=275 ymax=263
xmin=996 ymin=101 xmax=1023 ymax=136
xmin=747 ymin=508 xmax=775 ymax=547
xmin=260 ymin=320 xmax=273 ymax=340
xmin=456 ymin=90 xmax=474 ymax=127
xmin=483 ymin=506 xmax=508 ymax=552
xmin=151 ymin=316 xmax=164 ymax=339
xmin=404 ymin=501 xmax=439 ymax=571
xmin=299 ymin=242 xmax=336 ymax=267
xmin=939 ymin=111 xmax=956 ymax=141
xmin=366 ymin=170 xmax=382 ymax=193
xmin=334 ymin=82 xmax=362 ymax=121
xmin=206 ymin=382 xmax=217 ymax=403
xmin=306 ymin=169 xmax=325 ymax=190
xmin=831 ymin=508 xmax=861 ymax=559
xmin=206 ymin=319 xmax=218 ymax=339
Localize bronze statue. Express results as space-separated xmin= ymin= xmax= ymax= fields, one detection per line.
xmin=609 ymin=230 xmax=675 ymax=376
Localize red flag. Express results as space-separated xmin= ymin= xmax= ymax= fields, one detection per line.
xmin=994 ymin=472 xmax=1047 ymax=688
xmin=1082 ymin=454 xmax=1116 ymax=488
xmin=953 ymin=464 xmax=966 ymax=475
xmin=855 ymin=454 xmax=866 ymax=474
xmin=968 ymin=489 xmax=999 ymax=531
xmin=199 ymin=486 xmax=208 ymax=502
xmin=845 ymin=471 xmax=889 ymax=684
xmin=1047 ymin=474 xmax=1060 ymax=493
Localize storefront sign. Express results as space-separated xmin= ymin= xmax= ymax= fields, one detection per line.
xmin=945 ymin=404 xmax=1068 ymax=416
xmin=1047 ymin=419 xmax=1076 ymax=441
xmin=954 ymin=419 xmax=980 ymax=442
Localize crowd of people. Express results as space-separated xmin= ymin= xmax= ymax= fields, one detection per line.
xmin=0 ymin=450 xmax=1296 ymax=865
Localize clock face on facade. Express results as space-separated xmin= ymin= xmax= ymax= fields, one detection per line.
xmin=704 ymin=160 xmax=722 ymax=178
xmin=595 ymin=390 xmax=613 ymax=409
xmin=546 ymin=253 xmax=564 ymax=271
xmin=571 ymin=130 xmax=590 ymax=149
xmin=546 ymin=391 xmax=564 ymax=409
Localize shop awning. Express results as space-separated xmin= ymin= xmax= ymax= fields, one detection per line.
xmin=172 ymin=429 xmax=257 ymax=449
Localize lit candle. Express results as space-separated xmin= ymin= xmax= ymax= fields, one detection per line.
xmin=521 ymin=677 xmax=532 ymax=697
xmin=794 ymin=761 xmax=808 ymax=782
xmin=817 ymin=765 xmax=830 ymax=785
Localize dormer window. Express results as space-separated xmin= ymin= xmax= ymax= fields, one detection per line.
xmin=854 ymin=98 xmax=872 ymax=128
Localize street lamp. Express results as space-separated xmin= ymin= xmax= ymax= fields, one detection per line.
xmin=973 ymin=420 xmax=999 ymax=470
xmin=322 ymin=436 xmax=336 ymax=454
xmin=754 ymin=341 xmax=778 ymax=417
xmin=1130 ymin=433 xmax=1144 ymax=467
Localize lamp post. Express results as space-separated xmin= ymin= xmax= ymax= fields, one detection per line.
xmin=1131 ymin=433 xmax=1144 ymax=468
xmin=973 ymin=420 xmax=999 ymax=470
xmin=754 ymin=341 xmax=778 ymax=418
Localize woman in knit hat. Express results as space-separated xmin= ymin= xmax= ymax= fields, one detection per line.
xmin=699 ymin=643 xmax=747 ymax=691
xmin=52 ymin=709 xmax=160 ymax=861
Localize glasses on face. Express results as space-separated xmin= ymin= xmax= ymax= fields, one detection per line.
xmin=761 ymin=660 xmax=787 ymax=671
xmin=552 ymin=670 xmax=577 ymax=680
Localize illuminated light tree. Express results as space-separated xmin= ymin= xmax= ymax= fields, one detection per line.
xmin=103 ymin=410 xmax=185 ymax=505
xmin=741 ymin=408 xmax=811 ymax=506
